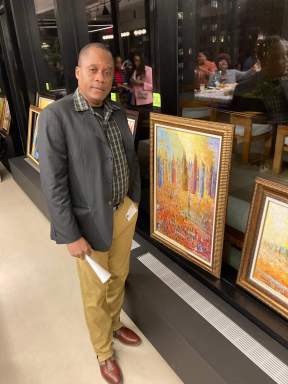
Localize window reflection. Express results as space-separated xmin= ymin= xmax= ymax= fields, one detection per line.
xmin=179 ymin=0 xmax=288 ymax=99
xmin=119 ymin=0 xmax=149 ymax=62
xmin=34 ymin=0 xmax=65 ymax=90
xmin=85 ymin=1 xmax=114 ymax=52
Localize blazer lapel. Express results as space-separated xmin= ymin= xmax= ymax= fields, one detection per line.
xmin=77 ymin=110 xmax=108 ymax=145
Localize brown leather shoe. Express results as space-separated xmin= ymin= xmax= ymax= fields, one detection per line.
xmin=99 ymin=357 xmax=123 ymax=384
xmin=114 ymin=326 xmax=142 ymax=346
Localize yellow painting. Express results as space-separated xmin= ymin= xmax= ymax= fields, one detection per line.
xmin=38 ymin=96 xmax=54 ymax=109
xmin=250 ymin=197 xmax=288 ymax=302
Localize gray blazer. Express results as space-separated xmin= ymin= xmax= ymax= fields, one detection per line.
xmin=38 ymin=94 xmax=141 ymax=251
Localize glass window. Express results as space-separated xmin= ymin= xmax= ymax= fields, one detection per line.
xmin=85 ymin=1 xmax=114 ymax=53
xmin=179 ymin=0 xmax=288 ymax=95
xmin=178 ymin=0 xmax=288 ymax=275
xmin=119 ymin=0 xmax=149 ymax=63
xmin=34 ymin=0 xmax=65 ymax=90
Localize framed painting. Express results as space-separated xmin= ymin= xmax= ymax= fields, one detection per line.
xmin=0 ymin=98 xmax=11 ymax=136
xmin=0 ymin=97 xmax=5 ymax=121
xmin=36 ymin=93 xmax=55 ymax=109
xmin=125 ymin=109 xmax=139 ymax=139
xmin=237 ymin=178 xmax=288 ymax=319
xmin=150 ymin=113 xmax=234 ymax=277
xmin=26 ymin=105 xmax=42 ymax=167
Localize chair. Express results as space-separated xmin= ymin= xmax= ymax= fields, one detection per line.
xmin=181 ymin=99 xmax=212 ymax=120
xmin=211 ymin=109 xmax=273 ymax=163
xmin=272 ymin=125 xmax=288 ymax=174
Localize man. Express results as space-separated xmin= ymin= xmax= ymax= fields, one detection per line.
xmin=232 ymin=36 xmax=288 ymax=124
xmin=38 ymin=43 xmax=141 ymax=384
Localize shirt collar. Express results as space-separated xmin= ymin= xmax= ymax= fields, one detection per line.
xmin=73 ymin=88 xmax=120 ymax=113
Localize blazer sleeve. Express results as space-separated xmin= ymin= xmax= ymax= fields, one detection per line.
xmin=143 ymin=66 xmax=153 ymax=91
xmin=38 ymin=108 xmax=82 ymax=244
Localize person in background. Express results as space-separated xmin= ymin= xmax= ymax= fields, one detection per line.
xmin=113 ymin=55 xmax=131 ymax=106
xmin=130 ymin=53 xmax=153 ymax=109
xmin=208 ymin=53 xmax=258 ymax=87
xmin=242 ymin=49 xmax=258 ymax=71
xmin=113 ymin=56 xmax=126 ymax=88
xmin=122 ymin=58 xmax=134 ymax=83
xmin=195 ymin=51 xmax=217 ymax=87
xmin=232 ymin=36 xmax=288 ymax=123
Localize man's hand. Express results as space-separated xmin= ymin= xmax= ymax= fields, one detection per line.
xmin=67 ymin=237 xmax=92 ymax=259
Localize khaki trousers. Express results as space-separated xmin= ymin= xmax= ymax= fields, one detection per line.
xmin=77 ymin=196 xmax=138 ymax=362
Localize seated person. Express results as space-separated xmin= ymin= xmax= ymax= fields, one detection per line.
xmin=208 ymin=53 xmax=257 ymax=87
xmin=195 ymin=51 xmax=217 ymax=87
xmin=232 ymin=36 xmax=288 ymax=124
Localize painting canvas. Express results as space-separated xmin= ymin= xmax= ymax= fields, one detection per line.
xmin=2 ymin=99 xmax=11 ymax=135
xmin=237 ymin=178 xmax=288 ymax=319
xmin=150 ymin=113 xmax=234 ymax=277
xmin=125 ymin=109 xmax=139 ymax=139
xmin=127 ymin=118 xmax=136 ymax=136
xmin=0 ymin=98 xmax=11 ymax=135
xmin=26 ymin=105 xmax=42 ymax=167
xmin=36 ymin=94 xmax=55 ymax=109
xmin=0 ymin=97 xmax=5 ymax=120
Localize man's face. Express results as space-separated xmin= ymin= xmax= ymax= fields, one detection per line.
xmin=75 ymin=48 xmax=114 ymax=106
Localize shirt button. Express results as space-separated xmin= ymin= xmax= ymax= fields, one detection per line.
xmin=108 ymin=201 xmax=112 ymax=206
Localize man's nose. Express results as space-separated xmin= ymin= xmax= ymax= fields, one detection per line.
xmin=94 ymin=70 xmax=105 ymax=82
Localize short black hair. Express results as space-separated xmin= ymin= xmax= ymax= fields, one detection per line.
xmin=256 ymin=35 xmax=285 ymax=62
xmin=78 ymin=43 xmax=113 ymax=66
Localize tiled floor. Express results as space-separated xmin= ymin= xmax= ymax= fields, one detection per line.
xmin=0 ymin=164 xmax=182 ymax=384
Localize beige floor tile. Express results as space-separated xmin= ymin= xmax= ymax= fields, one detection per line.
xmin=0 ymin=164 xmax=183 ymax=384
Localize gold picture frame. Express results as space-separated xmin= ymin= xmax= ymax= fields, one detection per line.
xmin=36 ymin=93 xmax=55 ymax=109
xmin=26 ymin=105 xmax=42 ymax=167
xmin=0 ymin=98 xmax=11 ymax=136
xmin=150 ymin=113 xmax=234 ymax=278
xmin=237 ymin=178 xmax=288 ymax=319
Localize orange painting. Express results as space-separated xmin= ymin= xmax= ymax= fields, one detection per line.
xmin=154 ymin=125 xmax=221 ymax=265
xmin=251 ymin=197 xmax=288 ymax=302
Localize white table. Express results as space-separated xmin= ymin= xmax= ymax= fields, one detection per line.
xmin=194 ymin=89 xmax=233 ymax=105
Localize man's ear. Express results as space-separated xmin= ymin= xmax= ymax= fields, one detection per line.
xmin=75 ymin=66 xmax=80 ymax=80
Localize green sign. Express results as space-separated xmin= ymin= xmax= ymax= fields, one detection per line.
xmin=111 ymin=92 xmax=117 ymax=102
xmin=153 ymin=92 xmax=161 ymax=108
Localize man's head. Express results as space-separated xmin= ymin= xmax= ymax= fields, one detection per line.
xmin=76 ymin=43 xmax=114 ymax=106
xmin=256 ymin=36 xmax=288 ymax=79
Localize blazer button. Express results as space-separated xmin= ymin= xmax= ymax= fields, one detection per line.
xmin=108 ymin=201 xmax=112 ymax=206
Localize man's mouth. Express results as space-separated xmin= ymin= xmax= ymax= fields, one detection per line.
xmin=91 ymin=86 xmax=105 ymax=92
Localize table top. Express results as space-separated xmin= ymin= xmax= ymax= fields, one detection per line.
xmin=194 ymin=88 xmax=233 ymax=104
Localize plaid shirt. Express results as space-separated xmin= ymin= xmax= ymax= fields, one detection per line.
xmin=74 ymin=88 xmax=129 ymax=206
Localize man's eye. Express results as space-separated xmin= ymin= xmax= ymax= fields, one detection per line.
xmin=89 ymin=68 xmax=97 ymax=73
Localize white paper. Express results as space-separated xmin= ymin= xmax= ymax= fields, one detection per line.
xmin=85 ymin=255 xmax=111 ymax=284
xmin=126 ymin=204 xmax=138 ymax=222
xmin=131 ymin=239 xmax=140 ymax=250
